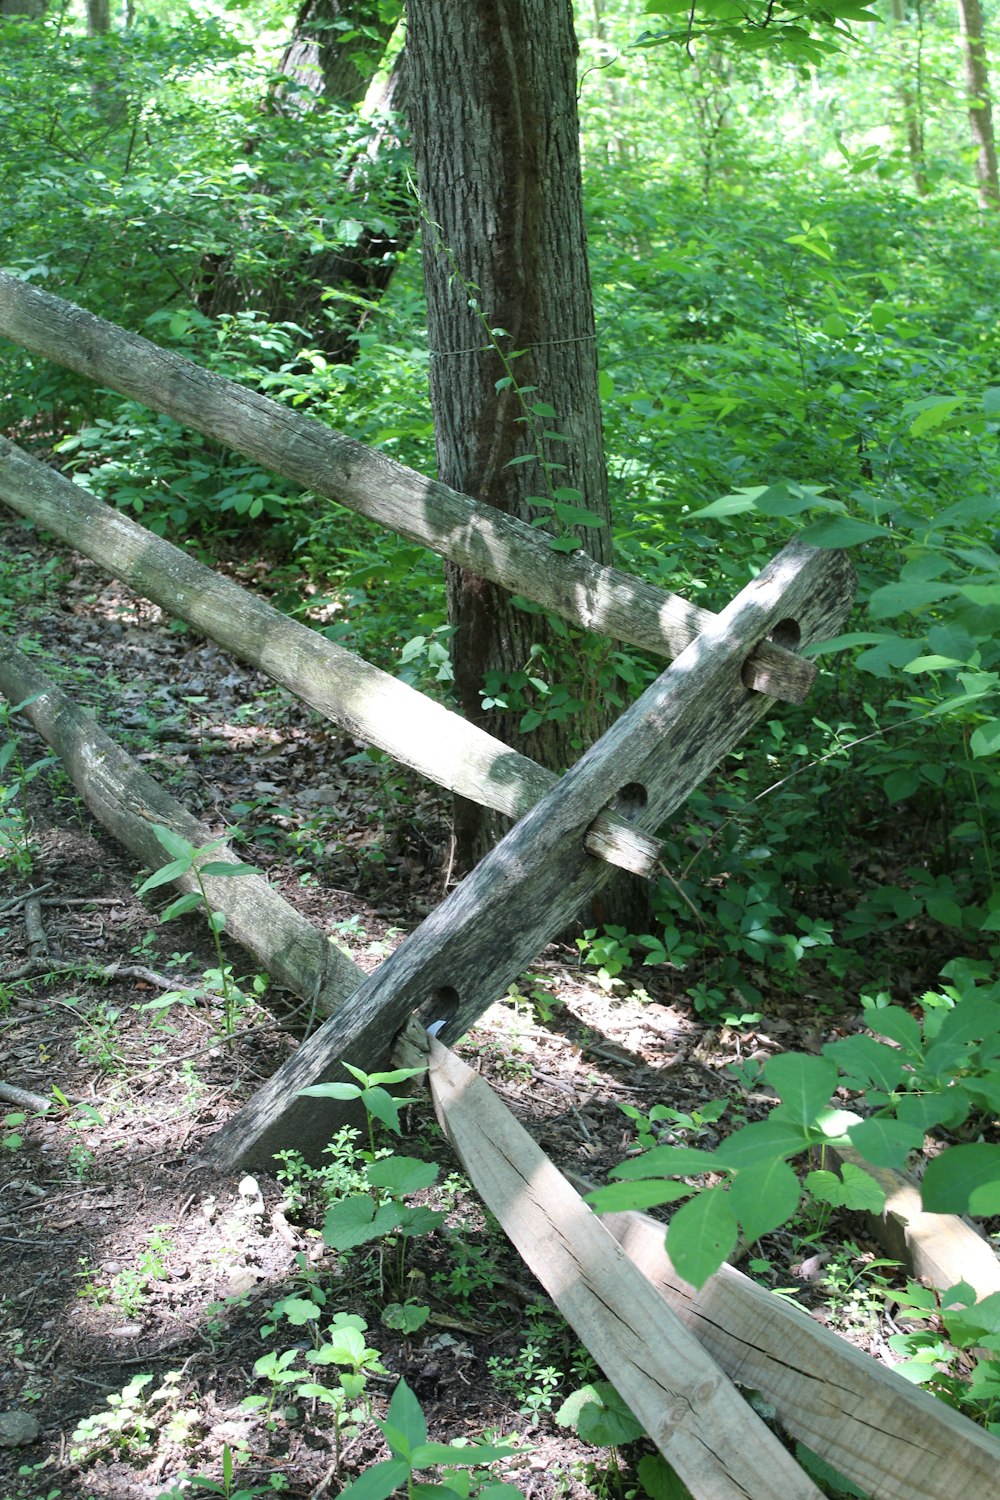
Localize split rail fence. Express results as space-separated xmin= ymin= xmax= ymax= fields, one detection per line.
xmin=1 ymin=273 xmax=998 ymax=1499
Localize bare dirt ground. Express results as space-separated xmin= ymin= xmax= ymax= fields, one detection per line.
xmin=0 ymin=516 xmax=984 ymax=1500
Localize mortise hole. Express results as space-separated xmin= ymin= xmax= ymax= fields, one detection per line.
xmin=611 ymin=781 xmax=648 ymax=820
xmin=417 ymin=985 xmax=460 ymax=1035
xmin=769 ymin=616 xmax=801 ymax=649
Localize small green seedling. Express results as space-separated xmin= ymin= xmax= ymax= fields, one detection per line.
xmin=339 ymin=1378 xmax=520 ymax=1500
xmin=136 ymin=824 xmax=258 ymax=1036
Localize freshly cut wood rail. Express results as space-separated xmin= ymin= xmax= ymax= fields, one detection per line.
xmin=0 ymin=437 xmax=658 ymax=878
xmin=425 ymin=1033 xmax=826 ymax=1500
xmin=202 ymin=538 xmax=855 ymax=1170
xmin=0 ymin=271 xmax=813 ymax=703
xmin=0 ymin=635 xmax=364 ymax=1016
xmin=604 ymin=1209 xmax=1000 ymax=1500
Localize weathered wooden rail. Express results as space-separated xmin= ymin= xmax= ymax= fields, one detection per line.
xmin=200 ymin=536 xmax=854 ymax=1170
xmin=0 ymin=271 xmax=811 ymax=701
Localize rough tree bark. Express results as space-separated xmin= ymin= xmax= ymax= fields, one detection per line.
xmin=199 ymin=0 xmax=416 ymax=360
xmin=406 ymin=0 xmax=623 ymax=880
xmin=889 ymin=0 xmax=928 ymax=196
xmin=956 ymin=0 xmax=1000 ymax=209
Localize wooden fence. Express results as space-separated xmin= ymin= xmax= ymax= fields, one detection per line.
xmin=2 ymin=277 xmax=997 ymax=1499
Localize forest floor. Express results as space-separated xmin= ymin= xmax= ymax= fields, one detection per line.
xmin=0 ymin=514 xmax=993 ymax=1500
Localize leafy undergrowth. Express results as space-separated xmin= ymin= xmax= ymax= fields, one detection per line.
xmin=2 ymin=520 xmax=999 ymax=1500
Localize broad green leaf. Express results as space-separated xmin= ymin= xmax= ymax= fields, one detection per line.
xmin=554 ymin=502 xmax=607 ymax=529
xmin=728 ymin=1156 xmax=801 ymax=1244
xmin=824 ymin=1034 xmax=906 ymax=1093
xmin=361 ymin=1085 xmax=408 ymax=1135
xmin=922 ymin=1144 xmax=1000 ymax=1214
xmin=151 ymin=824 xmax=195 ymax=861
xmin=309 ymin=1325 xmax=366 ymax=1365
xmin=666 ymin=1187 xmax=738 ymax=1288
xmin=160 ymin=891 xmax=205 ymax=921
xmin=199 ymin=860 xmax=258 ymax=877
xmin=764 ymin=1053 xmax=838 ymax=1127
xmin=384 ymin=1379 xmax=427 ymax=1453
xmin=273 ymin=1297 xmax=321 ymax=1326
xmin=971 ymin=719 xmax=1000 ymax=757
xmin=800 ymin=517 xmax=886 ymax=547
xmin=866 ymin=580 xmax=959 ymax=619
xmin=714 ymin=1119 xmax=813 ymax=1168
xmin=322 ymin=1195 xmax=404 ymax=1252
xmin=608 ymin=1144 xmax=724 ymax=1180
xmin=903 ymin=395 xmax=965 ymax=435
xmin=136 ymin=857 xmax=192 ymax=895
xmin=636 ymin=1455 xmax=693 ymax=1500
xmin=865 ymin=1005 xmax=922 ymax=1055
xmin=339 ymin=1458 xmax=410 ymax=1500
xmin=367 ymin=1156 xmax=439 ymax=1197
xmin=846 ymin=1117 xmax=925 ymax=1169
xmin=804 ymin=1162 xmax=885 ymax=1213
xmin=298 ymin=1081 xmax=361 ymax=1101
xmin=411 ymin=1440 xmax=517 ymax=1467
xmin=586 ymin=1179 xmax=696 ymax=1214
xmin=556 ymin=1383 xmax=643 ymax=1447
xmin=902 ymin=655 xmax=964 ymax=673
xmin=598 ymin=370 xmax=615 ymax=401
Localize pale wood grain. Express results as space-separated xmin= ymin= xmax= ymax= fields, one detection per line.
xmin=604 ymin=1210 xmax=1000 ymax=1500
xmin=427 ymin=1038 xmax=825 ymax=1500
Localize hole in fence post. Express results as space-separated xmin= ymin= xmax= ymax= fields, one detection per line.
xmin=612 ymin=782 xmax=648 ymax=820
xmin=416 ymin=985 xmax=460 ymax=1039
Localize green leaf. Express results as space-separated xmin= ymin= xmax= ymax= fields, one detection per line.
xmin=804 ymin=1162 xmax=885 ymax=1213
xmin=764 ymin=1053 xmax=837 ymax=1127
xmin=411 ymin=1440 xmax=517 ymax=1468
xmin=971 ymin=719 xmax=1000 ymax=757
xmin=728 ymin=1156 xmax=801 ymax=1244
xmin=714 ymin=1119 xmax=813 ymax=1168
xmin=136 ymin=857 xmax=192 ymax=895
xmin=665 ymin=1187 xmax=738 ymax=1288
xmin=555 ymin=1383 xmax=643 ymax=1447
xmin=322 ymin=1195 xmax=404 ymax=1252
xmin=598 ymin=370 xmax=615 ymax=401
xmin=553 ymin=502 xmax=607 ymax=529
xmin=151 ymin=824 xmax=195 ymax=861
xmin=367 ymin=1156 xmax=439 ymax=1197
xmin=585 ymin=1179 xmax=696 ymax=1214
xmin=824 ymin=1034 xmax=906 ymax=1093
xmin=799 ymin=517 xmax=886 ymax=547
xmin=361 ymin=1085 xmax=408 ymax=1134
xmin=636 ymin=1454 xmax=693 ymax=1500
xmin=904 ymin=395 xmax=965 ymax=435
xmin=384 ymin=1379 xmax=427 ymax=1454
xmin=297 ymin=1081 xmax=361 ymax=1102
xmin=199 ymin=860 xmax=258 ymax=877
xmin=847 ymin=1117 xmax=925 ymax=1169
xmin=865 ymin=1005 xmax=922 ymax=1055
xmin=867 ymin=580 xmax=960 ymax=619
xmin=339 ymin=1458 xmax=410 ymax=1500
xmin=922 ymin=1144 xmax=1000 ymax=1215
xmin=160 ymin=891 xmax=205 ymax=921
xmin=608 ymin=1144 xmax=725 ymax=1180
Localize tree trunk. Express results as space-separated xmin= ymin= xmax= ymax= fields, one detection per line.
xmin=271 ymin=0 xmax=397 ymax=113
xmin=889 ymin=0 xmax=928 ymax=196
xmin=406 ymin=0 xmax=621 ymax=878
xmin=86 ymin=0 xmax=109 ymax=34
xmin=956 ymin=0 xmax=1000 ymax=209
xmin=198 ymin=2 xmax=416 ymax=360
